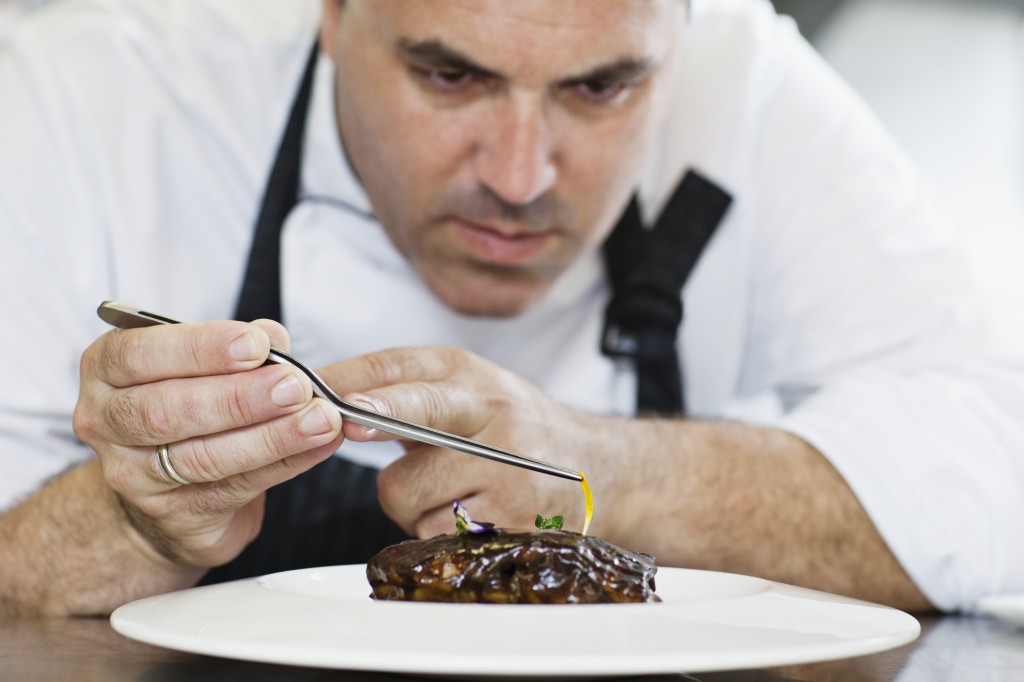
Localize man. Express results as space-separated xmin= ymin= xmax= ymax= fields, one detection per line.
xmin=1 ymin=0 xmax=1022 ymax=617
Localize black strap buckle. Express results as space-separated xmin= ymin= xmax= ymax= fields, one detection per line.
xmin=601 ymin=275 xmax=684 ymax=359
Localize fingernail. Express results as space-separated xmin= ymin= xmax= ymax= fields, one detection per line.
xmin=300 ymin=403 xmax=334 ymax=436
xmin=347 ymin=396 xmax=380 ymax=438
xmin=348 ymin=393 xmax=386 ymax=414
xmin=229 ymin=332 xmax=260 ymax=362
xmin=272 ymin=374 xmax=305 ymax=407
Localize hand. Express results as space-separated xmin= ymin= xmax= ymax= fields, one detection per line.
xmin=318 ymin=346 xmax=603 ymax=538
xmin=72 ymin=319 xmax=344 ymax=568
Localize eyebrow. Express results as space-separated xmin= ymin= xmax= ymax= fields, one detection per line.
xmin=397 ymin=39 xmax=500 ymax=78
xmin=561 ymin=57 xmax=655 ymax=86
xmin=396 ymin=38 xmax=656 ymax=86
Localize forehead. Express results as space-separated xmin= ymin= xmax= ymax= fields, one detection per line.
xmin=345 ymin=0 xmax=684 ymax=78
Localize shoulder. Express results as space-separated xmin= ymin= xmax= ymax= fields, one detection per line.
xmin=8 ymin=0 xmax=320 ymax=56
xmin=688 ymin=0 xmax=787 ymax=46
xmin=646 ymin=0 xmax=904 ymax=215
xmin=0 ymin=0 xmax=323 ymax=288
xmin=3 ymin=0 xmax=321 ymax=139
xmin=1 ymin=0 xmax=322 ymax=228
xmin=672 ymin=0 xmax=866 ymax=168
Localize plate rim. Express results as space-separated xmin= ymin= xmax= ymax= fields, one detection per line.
xmin=111 ymin=564 xmax=921 ymax=676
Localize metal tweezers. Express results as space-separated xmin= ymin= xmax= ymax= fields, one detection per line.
xmin=97 ymin=301 xmax=582 ymax=482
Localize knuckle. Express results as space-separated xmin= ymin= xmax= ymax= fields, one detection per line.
xmin=362 ymin=350 xmax=402 ymax=385
xmin=437 ymin=345 xmax=474 ymax=371
xmin=222 ymin=381 xmax=257 ymax=425
xmin=277 ymin=452 xmax=306 ymax=477
xmin=183 ymin=332 xmax=207 ymax=372
xmin=99 ymin=454 xmax=135 ymax=496
xmin=483 ymin=388 xmax=514 ymax=415
xmin=78 ymin=343 xmax=99 ymax=381
xmin=179 ymin=391 xmax=206 ymax=430
xmin=72 ymin=401 xmax=102 ymax=444
xmin=110 ymin=331 xmax=150 ymax=378
xmin=135 ymin=389 xmax=176 ymax=440
xmin=409 ymin=346 xmax=445 ymax=378
xmin=105 ymin=390 xmax=149 ymax=444
xmin=419 ymin=383 xmax=448 ymax=424
xmin=187 ymin=482 xmax=245 ymax=515
xmin=187 ymin=438 xmax=227 ymax=482
xmin=258 ymin=423 xmax=291 ymax=458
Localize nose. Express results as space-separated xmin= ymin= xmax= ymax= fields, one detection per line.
xmin=472 ymin=94 xmax=557 ymax=206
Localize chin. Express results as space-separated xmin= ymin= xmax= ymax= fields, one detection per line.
xmin=441 ymin=289 xmax=540 ymax=319
xmin=449 ymin=299 xmax=532 ymax=319
xmin=427 ymin=270 xmax=553 ymax=319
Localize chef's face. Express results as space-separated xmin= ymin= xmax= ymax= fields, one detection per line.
xmin=321 ymin=0 xmax=684 ymax=317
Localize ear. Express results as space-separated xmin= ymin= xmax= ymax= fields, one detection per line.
xmin=319 ymin=0 xmax=342 ymax=56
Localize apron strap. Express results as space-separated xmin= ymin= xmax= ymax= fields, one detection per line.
xmin=234 ymin=43 xmax=319 ymax=325
xmin=203 ymin=43 xmax=407 ymax=585
xmin=601 ymin=171 xmax=733 ymax=415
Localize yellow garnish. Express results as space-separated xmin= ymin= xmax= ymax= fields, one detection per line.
xmin=579 ymin=471 xmax=593 ymax=536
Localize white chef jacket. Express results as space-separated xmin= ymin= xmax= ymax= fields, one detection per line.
xmin=1 ymin=0 xmax=1022 ymax=612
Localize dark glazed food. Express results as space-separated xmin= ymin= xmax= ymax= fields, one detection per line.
xmin=366 ymin=529 xmax=659 ymax=604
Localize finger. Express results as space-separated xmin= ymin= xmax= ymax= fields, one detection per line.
xmin=377 ymin=445 xmax=492 ymax=530
xmin=224 ymin=438 xmax=342 ymax=499
xmin=86 ymin=320 xmax=273 ymax=388
xmin=113 ymin=439 xmax=343 ymax=567
xmin=407 ymin=494 xmax=537 ymax=538
xmin=158 ymin=438 xmax=343 ymax=518
xmin=250 ymin=318 xmax=291 ymax=353
xmin=409 ymin=482 xmax=563 ymax=538
xmin=340 ymin=381 xmax=497 ymax=443
xmin=378 ymin=446 xmax=575 ymax=537
xmin=146 ymin=398 xmax=343 ymax=486
xmin=318 ymin=346 xmax=474 ymax=396
xmin=89 ymin=363 xmax=316 ymax=446
xmin=410 ymin=498 xmax=463 ymax=538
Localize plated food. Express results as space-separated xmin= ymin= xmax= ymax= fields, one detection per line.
xmin=366 ymin=502 xmax=658 ymax=604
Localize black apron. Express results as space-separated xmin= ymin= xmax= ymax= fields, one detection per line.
xmin=201 ymin=45 xmax=731 ymax=583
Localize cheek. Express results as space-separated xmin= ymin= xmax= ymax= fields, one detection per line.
xmin=558 ymin=112 xmax=658 ymax=240
xmin=335 ymin=87 xmax=441 ymax=234
xmin=347 ymin=84 xmax=471 ymax=201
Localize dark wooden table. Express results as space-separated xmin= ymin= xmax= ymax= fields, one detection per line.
xmin=2 ymin=611 xmax=1022 ymax=681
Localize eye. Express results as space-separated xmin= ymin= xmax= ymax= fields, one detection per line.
xmin=572 ymin=80 xmax=629 ymax=105
xmin=417 ymin=67 xmax=478 ymax=93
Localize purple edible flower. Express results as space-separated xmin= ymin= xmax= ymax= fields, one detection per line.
xmin=452 ymin=500 xmax=496 ymax=535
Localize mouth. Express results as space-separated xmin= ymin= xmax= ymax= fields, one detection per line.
xmin=452 ymin=220 xmax=555 ymax=266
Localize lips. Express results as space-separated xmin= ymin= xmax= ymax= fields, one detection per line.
xmin=453 ymin=220 xmax=554 ymax=266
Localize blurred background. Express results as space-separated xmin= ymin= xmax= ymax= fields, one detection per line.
xmin=0 ymin=0 xmax=44 ymax=35
xmin=2 ymin=0 xmax=1021 ymax=348
xmin=774 ymin=0 xmax=1024 ymax=352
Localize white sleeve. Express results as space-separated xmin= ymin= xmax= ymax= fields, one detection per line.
xmin=734 ymin=14 xmax=1024 ymax=612
xmin=0 ymin=0 xmax=321 ymax=510
xmin=0 ymin=32 xmax=102 ymax=510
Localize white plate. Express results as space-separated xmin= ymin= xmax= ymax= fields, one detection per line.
xmin=111 ymin=564 xmax=919 ymax=676
xmin=977 ymin=593 xmax=1024 ymax=626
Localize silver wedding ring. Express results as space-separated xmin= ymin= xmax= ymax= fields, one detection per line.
xmin=157 ymin=443 xmax=191 ymax=486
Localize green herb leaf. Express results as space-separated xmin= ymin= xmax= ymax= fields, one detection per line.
xmin=534 ymin=514 xmax=564 ymax=530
